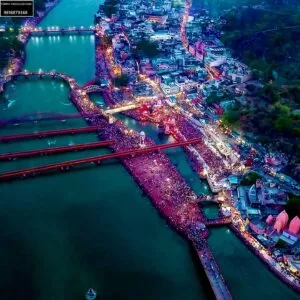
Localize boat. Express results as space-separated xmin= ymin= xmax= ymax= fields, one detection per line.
xmin=85 ymin=288 xmax=97 ymax=300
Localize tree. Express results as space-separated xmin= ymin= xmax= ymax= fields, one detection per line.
xmin=35 ymin=0 xmax=46 ymax=12
xmin=285 ymin=195 xmax=300 ymax=218
xmin=221 ymin=109 xmax=240 ymax=126
xmin=263 ymin=84 xmax=280 ymax=103
xmin=275 ymin=115 xmax=293 ymax=132
xmin=241 ymin=172 xmax=261 ymax=185
xmin=103 ymin=5 xmax=117 ymax=17
xmin=135 ymin=40 xmax=159 ymax=58
xmin=103 ymin=0 xmax=119 ymax=17
xmin=114 ymin=74 xmax=129 ymax=87
xmin=206 ymin=92 xmax=223 ymax=105
xmin=276 ymin=239 xmax=287 ymax=249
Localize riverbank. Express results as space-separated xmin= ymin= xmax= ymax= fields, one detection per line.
xmin=93 ymin=26 xmax=233 ymax=298
xmin=1 ymin=0 xmax=60 ymax=79
xmin=231 ymin=224 xmax=300 ymax=293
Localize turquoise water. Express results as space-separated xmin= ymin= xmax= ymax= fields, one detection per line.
xmin=0 ymin=0 xmax=299 ymax=299
xmin=208 ymin=228 xmax=300 ymax=300
xmin=202 ymin=204 xmax=219 ymax=219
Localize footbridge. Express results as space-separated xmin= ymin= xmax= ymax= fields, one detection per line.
xmin=0 ymin=106 xmax=139 ymax=126
xmin=0 ymin=112 xmax=101 ymax=126
xmin=3 ymin=71 xmax=77 ymax=86
xmin=21 ymin=26 xmax=96 ymax=36
xmin=205 ymin=217 xmax=232 ymax=227
xmin=196 ymin=245 xmax=232 ymax=300
xmin=0 ymin=126 xmax=100 ymax=142
xmin=0 ymin=140 xmax=113 ymax=161
xmin=105 ymin=103 xmax=139 ymax=114
xmin=0 ymin=138 xmax=201 ymax=181
xmin=83 ymin=85 xmax=105 ymax=93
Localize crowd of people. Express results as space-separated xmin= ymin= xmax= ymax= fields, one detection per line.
xmin=91 ymin=31 xmax=236 ymax=244
xmin=174 ymin=114 xmax=230 ymax=178
xmin=71 ymin=76 xmax=208 ymax=240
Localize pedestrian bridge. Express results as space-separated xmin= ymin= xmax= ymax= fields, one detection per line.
xmin=83 ymin=85 xmax=104 ymax=93
xmin=20 ymin=26 xmax=96 ymax=36
xmin=105 ymin=104 xmax=138 ymax=114
xmin=0 ymin=138 xmax=202 ymax=181
xmin=4 ymin=71 xmax=76 ymax=84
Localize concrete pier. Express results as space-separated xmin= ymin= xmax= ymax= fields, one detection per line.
xmin=195 ymin=245 xmax=233 ymax=300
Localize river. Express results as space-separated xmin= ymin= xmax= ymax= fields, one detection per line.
xmin=0 ymin=0 xmax=299 ymax=299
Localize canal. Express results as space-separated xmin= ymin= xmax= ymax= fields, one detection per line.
xmin=0 ymin=0 xmax=299 ymax=299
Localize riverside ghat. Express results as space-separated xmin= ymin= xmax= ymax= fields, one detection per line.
xmin=87 ymin=10 xmax=232 ymax=300
xmin=92 ymin=0 xmax=300 ymax=295
xmin=1 ymin=0 xmax=300 ymax=298
xmin=71 ymin=81 xmax=233 ymax=300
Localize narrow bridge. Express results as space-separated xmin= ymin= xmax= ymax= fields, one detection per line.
xmin=0 ymin=140 xmax=113 ymax=161
xmin=205 ymin=218 xmax=232 ymax=227
xmin=4 ymin=71 xmax=77 ymax=87
xmin=196 ymin=245 xmax=232 ymax=300
xmin=105 ymin=104 xmax=139 ymax=114
xmin=0 ymin=104 xmax=142 ymax=127
xmin=83 ymin=85 xmax=104 ymax=93
xmin=0 ymin=126 xmax=100 ymax=142
xmin=21 ymin=26 xmax=96 ymax=36
xmin=0 ymin=138 xmax=201 ymax=181
xmin=81 ymin=78 xmax=97 ymax=88
xmin=0 ymin=112 xmax=101 ymax=126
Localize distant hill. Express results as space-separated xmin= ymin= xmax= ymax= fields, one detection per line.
xmin=219 ymin=2 xmax=300 ymax=180
xmin=220 ymin=5 xmax=300 ymax=81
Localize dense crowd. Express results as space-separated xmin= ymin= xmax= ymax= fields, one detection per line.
xmin=72 ymin=85 xmax=209 ymax=240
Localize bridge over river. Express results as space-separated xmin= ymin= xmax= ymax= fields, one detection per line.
xmin=20 ymin=26 xmax=96 ymax=36
xmin=0 ymin=138 xmax=202 ymax=181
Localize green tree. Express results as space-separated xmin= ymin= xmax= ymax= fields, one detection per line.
xmin=275 ymin=115 xmax=293 ymax=132
xmin=206 ymin=92 xmax=223 ymax=105
xmin=276 ymin=239 xmax=287 ymax=249
xmin=241 ymin=172 xmax=261 ymax=185
xmin=221 ymin=109 xmax=240 ymax=126
xmin=285 ymin=195 xmax=300 ymax=218
xmin=114 ymin=73 xmax=129 ymax=87
xmin=135 ymin=40 xmax=159 ymax=58
xmin=263 ymin=84 xmax=281 ymax=103
xmin=103 ymin=0 xmax=119 ymax=17
xmin=35 ymin=0 xmax=46 ymax=12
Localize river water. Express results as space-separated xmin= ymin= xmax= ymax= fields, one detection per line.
xmin=0 ymin=0 xmax=299 ymax=299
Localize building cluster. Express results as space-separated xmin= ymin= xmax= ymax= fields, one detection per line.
xmin=95 ymin=0 xmax=253 ymax=109
xmin=229 ymin=174 xmax=300 ymax=276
